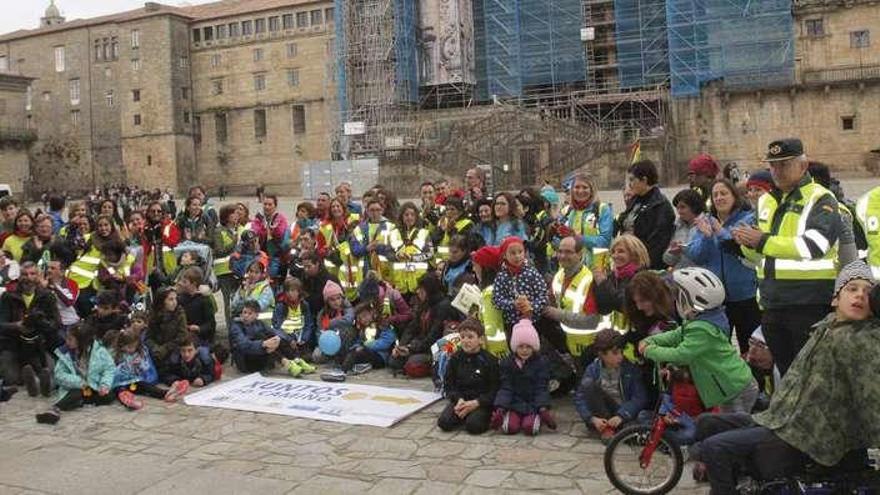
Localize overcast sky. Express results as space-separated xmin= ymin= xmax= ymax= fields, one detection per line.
xmin=1 ymin=0 xmax=215 ymax=34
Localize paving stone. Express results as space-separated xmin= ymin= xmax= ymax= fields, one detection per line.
xmin=366 ymin=478 xmax=422 ymax=495
xmin=506 ymin=471 xmax=575 ymax=490
xmin=464 ymin=469 xmax=511 ymax=487
xmin=138 ymin=468 xmax=294 ymax=495
xmin=288 ymin=475 xmax=374 ymax=494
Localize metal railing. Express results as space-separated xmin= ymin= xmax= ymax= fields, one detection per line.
xmin=801 ymin=64 xmax=880 ymax=85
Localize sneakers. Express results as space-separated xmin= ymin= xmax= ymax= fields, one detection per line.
xmin=320 ymin=369 xmax=347 ymax=382
xmin=293 ymin=358 xmax=316 ymax=374
xmin=164 ymin=380 xmax=189 ymax=402
xmin=349 ymin=363 xmax=372 ymax=375
xmin=284 ymin=359 xmax=303 ymax=377
xmin=21 ymin=365 xmax=39 ymax=397
xmin=117 ymin=390 xmax=144 ymax=410
xmin=35 ymin=407 xmax=61 ymax=425
xmin=38 ymin=368 xmax=52 ymax=397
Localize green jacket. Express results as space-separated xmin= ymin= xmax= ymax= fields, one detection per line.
xmin=754 ymin=314 xmax=880 ymax=466
xmin=643 ymin=319 xmax=753 ymax=407
xmin=53 ymin=342 xmax=116 ymax=397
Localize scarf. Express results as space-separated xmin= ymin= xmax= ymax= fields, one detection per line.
xmin=614 ymin=262 xmax=640 ymax=280
xmin=570 ymin=198 xmax=592 ymax=210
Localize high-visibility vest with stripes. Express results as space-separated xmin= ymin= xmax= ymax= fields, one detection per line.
xmin=551 ymin=265 xmax=599 ymax=357
xmin=480 ymin=286 xmax=508 ymax=358
xmin=752 ymin=182 xmax=838 ymax=282
xmin=356 ymin=221 xmax=396 ymax=281
xmin=68 ymin=245 xmax=102 ymax=289
xmin=93 ymin=254 xmax=136 ymax=291
xmin=318 ymin=221 xmax=342 ymax=278
xmin=856 ymin=186 xmax=880 ymax=280
xmin=560 ymin=202 xmax=610 ymax=267
xmin=391 ymin=228 xmax=431 ymax=294
xmin=2 ymin=234 xmax=29 ymax=262
xmin=245 ymin=280 xmax=275 ymax=324
xmin=435 ymin=218 xmax=474 ymax=264
xmin=337 ymin=241 xmax=363 ymax=300
xmin=213 ymin=226 xmax=240 ymax=277
xmin=279 ymin=303 xmax=304 ymax=339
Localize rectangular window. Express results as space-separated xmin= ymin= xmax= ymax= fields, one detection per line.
xmin=131 ymin=59 xmax=140 ymax=71
xmin=179 ymin=55 xmax=189 ymax=68
xmin=326 ymin=8 xmax=335 ymax=23
xmin=255 ymin=18 xmax=266 ymax=33
xmin=242 ymin=20 xmax=253 ymax=36
xmin=134 ymin=114 xmax=142 ymax=126
xmin=131 ymin=29 xmax=140 ymax=48
xmin=254 ymin=109 xmax=267 ymax=138
xmin=181 ymin=87 xmax=189 ymax=100
xmin=296 ymin=12 xmax=309 ymax=28
xmin=287 ymin=68 xmax=300 ymax=87
xmin=43 ymin=91 xmax=51 ymax=102
xmin=69 ymin=79 xmax=80 ymax=105
xmin=292 ymin=105 xmax=306 ymax=135
xmin=851 ymin=30 xmax=871 ymax=48
xmin=204 ymin=26 xmax=214 ymax=41
xmin=269 ymin=16 xmax=280 ymax=32
xmin=105 ymin=67 xmax=112 ymax=78
xmin=842 ymin=115 xmax=855 ymax=131
xmin=106 ymin=90 xmax=114 ymax=107
xmin=26 ymin=86 xmax=32 ymax=111
xmin=211 ymin=78 xmax=224 ymax=95
xmin=211 ymin=54 xmax=221 ymax=68
xmin=229 ymin=22 xmax=240 ymax=37
xmin=95 ymin=41 xmax=102 ymax=61
xmin=183 ymin=111 xmax=191 ymax=124
xmin=103 ymin=39 xmax=110 ymax=60
xmin=194 ymin=115 xmax=202 ymax=146
xmin=0 ymin=55 xmax=7 ymax=71
xmin=254 ymin=73 xmax=266 ymax=92
xmin=54 ymin=46 xmax=65 ymax=72
xmin=71 ymin=109 xmax=80 ymax=127
xmin=286 ymin=42 xmax=298 ymax=58
xmin=805 ymin=19 xmax=824 ymax=37
xmin=215 ymin=112 xmax=227 ymax=144
xmin=253 ymin=48 xmax=264 ymax=62
xmin=216 ymin=24 xmax=227 ymax=39
xmin=283 ymin=14 xmax=294 ymax=29
xmin=192 ymin=28 xmax=201 ymax=43
xmin=132 ymin=89 xmax=141 ymax=102
xmin=111 ymin=38 xmax=119 ymax=59
xmin=311 ymin=10 xmax=323 ymax=25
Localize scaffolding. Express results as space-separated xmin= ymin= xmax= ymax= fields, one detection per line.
xmin=614 ymin=0 xmax=670 ymax=89
xmin=666 ymin=0 xmax=795 ymax=97
xmin=335 ymin=0 xmax=419 ymax=158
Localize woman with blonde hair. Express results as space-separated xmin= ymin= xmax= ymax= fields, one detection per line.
xmin=593 ymin=234 xmax=651 ymax=329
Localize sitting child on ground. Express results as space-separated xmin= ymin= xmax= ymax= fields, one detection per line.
xmin=145 ymin=287 xmax=188 ymax=374
xmin=312 ymin=281 xmax=354 ymax=364
xmin=161 ymin=335 xmax=214 ymax=388
xmin=35 ymin=324 xmax=115 ymax=424
xmin=82 ymin=290 xmax=129 ymax=348
xmin=437 ymin=318 xmax=500 ymax=435
xmin=229 ymin=300 xmax=279 ymax=373
xmin=491 ymin=319 xmax=557 ymax=435
xmin=271 ymin=276 xmax=317 ymax=371
xmin=112 ymin=330 xmax=188 ymax=410
xmin=338 ymin=302 xmax=396 ymax=374
xmin=574 ymin=328 xmax=650 ymax=441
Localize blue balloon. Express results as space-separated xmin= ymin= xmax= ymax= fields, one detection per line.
xmin=318 ymin=331 xmax=342 ymax=356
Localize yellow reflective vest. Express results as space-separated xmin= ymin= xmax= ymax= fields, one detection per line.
xmin=551 ymin=265 xmax=600 ymax=356
xmin=856 ymin=186 xmax=880 ymax=280
xmin=391 ymin=227 xmax=432 ymax=294
xmin=480 ymin=286 xmax=508 ymax=358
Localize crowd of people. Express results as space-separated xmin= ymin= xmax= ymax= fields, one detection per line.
xmin=2 ymin=137 xmax=880 ymax=494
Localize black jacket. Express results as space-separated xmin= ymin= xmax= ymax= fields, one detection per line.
xmin=301 ymin=269 xmax=340 ymax=320
xmin=161 ymin=348 xmax=214 ymax=385
xmin=399 ymin=297 xmax=450 ymax=355
xmin=0 ymin=285 xmax=61 ymax=351
xmin=178 ymin=292 xmax=216 ymax=345
xmin=618 ymin=187 xmax=675 ymax=270
xmin=82 ymin=312 xmax=129 ymax=344
xmin=494 ymin=353 xmax=551 ymax=414
xmin=444 ymin=348 xmax=500 ymax=408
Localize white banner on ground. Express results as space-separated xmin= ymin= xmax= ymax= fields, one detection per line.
xmin=184 ymin=373 xmax=442 ymax=428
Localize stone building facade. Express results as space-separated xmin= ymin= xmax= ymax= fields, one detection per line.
xmin=0 ymin=74 xmax=36 ymax=197
xmin=0 ymin=0 xmax=334 ymax=196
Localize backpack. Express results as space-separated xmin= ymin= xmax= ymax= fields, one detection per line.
xmin=403 ymin=354 xmax=432 ymax=378
xmin=540 ymin=337 xmax=577 ymax=397
xmin=431 ymin=333 xmax=461 ymax=396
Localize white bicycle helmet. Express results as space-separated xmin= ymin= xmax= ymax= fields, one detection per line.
xmin=671 ymin=267 xmax=726 ymax=318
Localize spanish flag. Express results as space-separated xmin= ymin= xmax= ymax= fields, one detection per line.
xmin=629 ymin=139 xmax=642 ymax=164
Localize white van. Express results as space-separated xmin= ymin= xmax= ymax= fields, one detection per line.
xmin=0 ymin=184 xmax=11 ymax=198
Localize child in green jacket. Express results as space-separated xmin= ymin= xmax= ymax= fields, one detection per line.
xmin=639 ymin=267 xmax=758 ymax=413
xmin=35 ymin=324 xmax=116 ymax=424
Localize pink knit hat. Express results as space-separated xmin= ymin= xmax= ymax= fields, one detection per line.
xmin=510 ymin=319 xmax=540 ymax=352
xmin=322 ymin=280 xmax=344 ymax=301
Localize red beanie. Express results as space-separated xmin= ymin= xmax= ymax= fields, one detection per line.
xmin=498 ymin=236 xmax=525 ymax=257
xmin=688 ymin=154 xmax=719 ymax=177
xmin=471 ymin=245 xmax=502 ymax=269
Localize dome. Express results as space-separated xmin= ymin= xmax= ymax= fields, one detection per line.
xmin=45 ymin=1 xmax=60 ymax=18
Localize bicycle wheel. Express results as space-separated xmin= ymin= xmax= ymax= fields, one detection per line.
xmin=603 ymin=424 xmax=684 ymax=495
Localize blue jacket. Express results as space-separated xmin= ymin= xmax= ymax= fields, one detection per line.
xmin=574 ymin=359 xmax=650 ymax=423
xmin=229 ymin=319 xmax=273 ymax=359
xmin=271 ymin=299 xmax=317 ymax=346
xmin=494 ymin=354 xmax=551 ymax=414
xmin=53 ymin=342 xmax=116 ymax=397
xmin=112 ymin=348 xmax=159 ymax=388
xmin=686 ymin=208 xmax=758 ymax=302
xmin=493 ymin=220 xmax=527 ymax=245
xmin=349 ymin=325 xmax=396 ymax=363
xmin=478 ymin=223 xmax=495 ymax=246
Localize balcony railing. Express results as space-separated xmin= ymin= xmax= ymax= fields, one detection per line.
xmin=801 ymin=64 xmax=880 ymax=85
xmin=0 ymin=126 xmax=37 ymax=145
